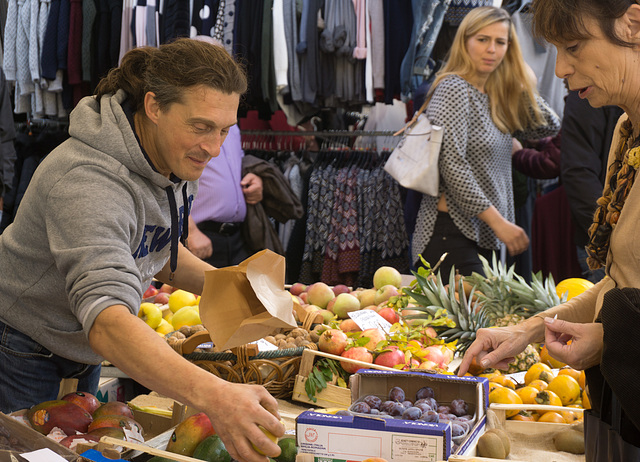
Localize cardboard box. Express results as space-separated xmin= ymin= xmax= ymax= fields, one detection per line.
xmin=0 ymin=412 xmax=84 ymax=461
xmin=96 ymin=377 xmax=134 ymax=403
xmin=296 ymin=369 xmax=489 ymax=461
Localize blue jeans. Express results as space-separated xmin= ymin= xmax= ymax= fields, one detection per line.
xmin=0 ymin=321 xmax=101 ymax=413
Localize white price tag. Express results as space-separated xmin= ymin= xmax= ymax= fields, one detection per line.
xmin=348 ymin=310 xmax=392 ymax=334
xmin=251 ymin=338 xmax=278 ymax=352
xmin=20 ymin=449 xmax=69 ymax=462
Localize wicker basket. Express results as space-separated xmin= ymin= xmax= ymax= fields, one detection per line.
xmin=168 ymin=330 xmax=318 ymax=399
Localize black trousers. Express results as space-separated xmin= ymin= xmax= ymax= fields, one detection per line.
xmin=199 ymin=228 xmax=251 ymax=268
xmin=416 ymin=211 xmax=493 ymax=278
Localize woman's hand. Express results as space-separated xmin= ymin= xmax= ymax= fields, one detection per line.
xmin=543 ymin=317 xmax=603 ymax=370
xmin=493 ymin=220 xmax=530 ymax=256
xmin=457 ymin=322 xmax=539 ymax=375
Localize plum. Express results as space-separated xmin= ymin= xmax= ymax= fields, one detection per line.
xmin=388 ymin=386 xmax=405 ymax=402
xmin=451 ymin=423 xmax=466 ymax=438
xmin=362 ymin=395 xmax=382 ymax=410
xmin=402 ymin=407 xmax=423 ymax=421
xmin=450 ymin=399 xmax=469 ymax=417
xmin=369 ymin=408 xmax=380 ymax=415
xmin=336 ymin=410 xmax=351 ymax=416
xmin=380 ymin=400 xmax=397 ymax=414
xmin=415 ymin=386 xmax=435 ymax=401
xmin=419 ymin=410 xmax=439 ymax=423
xmin=351 ymin=402 xmax=371 ymax=414
xmin=415 ymin=402 xmax=432 ymax=414
xmin=402 ymin=400 xmax=414 ymax=409
xmin=387 ymin=402 xmax=405 ymax=416
xmin=437 ymin=405 xmax=452 ymax=414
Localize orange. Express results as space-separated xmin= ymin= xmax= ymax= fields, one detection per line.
xmin=489 ymin=375 xmax=517 ymax=390
xmin=537 ymin=411 xmax=566 ymax=424
xmin=489 ymin=382 xmax=504 ymax=393
xmin=524 ymin=363 xmax=554 ymax=385
xmin=535 ymin=389 xmax=563 ymax=407
xmin=516 ymin=386 xmax=540 ymax=405
xmin=540 ymin=344 xmax=566 ymax=369
xmin=558 ymin=366 xmax=583 ymax=382
xmin=582 ymin=389 xmax=591 ymax=410
xmin=529 ymin=379 xmax=549 ymax=391
xmin=547 ymin=375 xmax=581 ymax=406
xmin=510 ymin=410 xmax=537 ymax=422
xmin=489 ymin=387 xmax=523 ymax=418
xmin=577 ymin=370 xmax=586 ymax=390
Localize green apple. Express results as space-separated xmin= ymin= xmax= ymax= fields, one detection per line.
xmin=372 ymin=266 xmax=403 ymax=289
xmin=138 ymin=302 xmax=163 ymax=329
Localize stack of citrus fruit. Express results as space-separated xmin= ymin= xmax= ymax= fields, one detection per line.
xmin=486 ymin=362 xmax=588 ymax=424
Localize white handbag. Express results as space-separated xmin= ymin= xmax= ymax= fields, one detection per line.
xmin=384 ymin=113 xmax=444 ymax=197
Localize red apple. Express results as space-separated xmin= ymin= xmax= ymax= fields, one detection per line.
xmin=318 ymin=329 xmax=348 ymax=356
xmin=299 ymin=292 xmax=308 ymax=303
xmin=340 ymin=347 xmax=373 ymax=374
xmin=154 ymin=292 xmax=170 ymax=305
xmin=374 ymin=346 xmax=406 ymax=368
xmin=158 ymin=283 xmax=174 ymax=294
xmin=359 ymin=328 xmax=386 ymax=351
xmin=332 ymin=284 xmax=351 ymax=296
xmin=289 ymin=282 xmax=307 ymax=296
xmin=377 ymin=307 xmax=400 ymax=324
xmin=143 ymin=284 xmax=159 ymax=299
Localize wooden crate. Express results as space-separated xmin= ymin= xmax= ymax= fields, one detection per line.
xmin=291 ymin=349 xmax=400 ymax=408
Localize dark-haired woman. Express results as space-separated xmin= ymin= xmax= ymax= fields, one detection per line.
xmin=459 ymin=1 xmax=640 ymax=457
xmin=0 ymin=38 xmax=283 ymax=462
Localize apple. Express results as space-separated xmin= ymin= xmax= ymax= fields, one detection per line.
xmin=318 ymin=309 xmax=335 ymax=324
xmin=307 ymin=282 xmax=335 ymax=309
xmin=418 ymin=360 xmax=439 ymax=370
xmin=299 ymin=292 xmax=308 ymax=303
xmin=374 ymin=346 xmax=406 ymax=368
xmin=158 ymin=283 xmax=174 ymax=294
xmin=289 ymin=282 xmax=307 ymax=296
xmin=358 ymin=328 xmax=386 ymax=351
xmin=332 ymin=293 xmax=361 ymax=319
xmin=357 ymin=288 xmax=377 ymax=308
xmin=373 ymin=284 xmax=400 ymax=305
xmin=339 ymin=318 xmax=361 ymax=333
xmin=143 ymin=284 xmax=159 ymax=299
xmin=171 ymin=306 xmax=201 ymax=330
xmin=377 ymin=306 xmax=400 ymax=324
xmin=155 ymin=318 xmax=174 ymax=335
xmin=372 ymin=266 xmax=403 ymax=289
xmin=340 ymin=347 xmax=373 ymax=374
xmin=326 ymin=297 xmax=337 ymax=313
xmin=318 ymin=329 xmax=348 ymax=356
xmin=138 ymin=302 xmax=163 ymax=329
xmin=422 ymin=345 xmax=447 ymax=368
xmin=332 ymin=284 xmax=351 ymax=296
xmin=154 ymin=291 xmax=170 ymax=305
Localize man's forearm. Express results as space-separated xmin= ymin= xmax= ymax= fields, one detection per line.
xmin=89 ymin=305 xmax=225 ymax=412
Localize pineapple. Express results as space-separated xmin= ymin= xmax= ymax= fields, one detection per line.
xmin=406 ymin=253 xmax=561 ymax=372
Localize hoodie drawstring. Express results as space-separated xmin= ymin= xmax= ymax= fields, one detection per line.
xmin=165 ymin=183 xmax=190 ymax=282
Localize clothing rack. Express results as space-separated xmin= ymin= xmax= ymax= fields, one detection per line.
xmin=240 ymin=130 xmax=397 ymax=137
xmin=240 ymin=129 xmax=400 ymax=151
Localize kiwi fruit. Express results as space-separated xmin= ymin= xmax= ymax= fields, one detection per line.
xmin=553 ymin=429 xmax=585 ymax=454
xmin=477 ymin=430 xmax=508 ymax=459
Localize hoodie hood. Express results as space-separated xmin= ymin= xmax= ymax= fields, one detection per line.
xmin=70 ymin=90 xmax=191 ymax=278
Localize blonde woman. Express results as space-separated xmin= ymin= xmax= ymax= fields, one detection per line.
xmin=411 ymin=6 xmax=560 ymax=277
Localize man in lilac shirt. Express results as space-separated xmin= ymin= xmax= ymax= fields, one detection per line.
xmin=188 ymin=124 xmax=263 ymax=267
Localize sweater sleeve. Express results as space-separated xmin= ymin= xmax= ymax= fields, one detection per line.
xmin=428 ymin=77 xmax=492 ymax=217
xmin=512 ymin=134 xmax=561 ymax=179
xmin=514 ymin=94 xmax=561 ymax=141
xmin=45 ymin=166 xmax=144 ymax=337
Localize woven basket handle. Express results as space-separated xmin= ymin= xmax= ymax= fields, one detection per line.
xmin=180 ymin=330 xmax=212 ymax=355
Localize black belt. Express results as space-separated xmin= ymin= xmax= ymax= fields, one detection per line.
xmin=198 ymin=220 xmax=241 ymax=236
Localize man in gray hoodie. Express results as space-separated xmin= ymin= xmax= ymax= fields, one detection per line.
xmin=0 ymin=38 xmax=283 ymax=462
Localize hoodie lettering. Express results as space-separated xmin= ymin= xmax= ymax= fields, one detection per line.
xmin=132 ymin=193 xmax=194 ymax=260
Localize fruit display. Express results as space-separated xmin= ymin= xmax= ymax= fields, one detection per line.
xmin=139 ymin=283 xmax=202 ymax=337
xmin=485 ymin=362 xmax=589 ymax=424
xmin=404 ymin=253 xmax=567 ymax=373
xmin=23 ymin=395 xmax=143 ymax=451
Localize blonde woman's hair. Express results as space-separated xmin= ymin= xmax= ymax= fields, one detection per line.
xmin=423 ymin=6 xmax=545 ymax=133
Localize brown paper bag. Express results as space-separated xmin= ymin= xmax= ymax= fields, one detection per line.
xmin=199 ymin=249 xmax=297 ymax=352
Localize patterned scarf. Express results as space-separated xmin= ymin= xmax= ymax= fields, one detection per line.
xmin=586 ymin=118 xmax=640 ymax=269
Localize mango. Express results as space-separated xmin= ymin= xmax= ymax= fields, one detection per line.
xmin=27 ymin=400 xmax=93 ymax=436
xmin=92 ymin=401 xmax=134 ymax=420
xmin=87 ymin=426 xmax=127 ymax=440
xmin=88 ymin=415 xmax=143 ymax=435
xmin=165 ymin=412 xmax=215 ymax=456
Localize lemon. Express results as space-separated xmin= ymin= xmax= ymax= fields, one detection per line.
xmin=168 ymin=289 xmax=198 ymax=313
xmin=171 ymin=306 xmax=201 ymax=330
xmin=253 ymin=424 xmax=280 ymax=456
